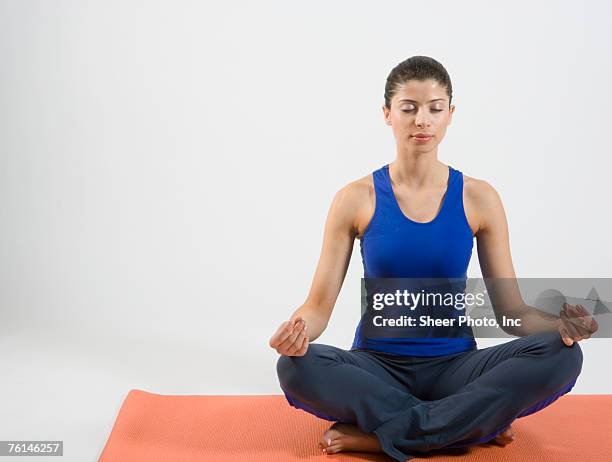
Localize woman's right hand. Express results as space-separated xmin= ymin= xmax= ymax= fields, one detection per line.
xmin=269 ymin=316 xmax=309 ymax=356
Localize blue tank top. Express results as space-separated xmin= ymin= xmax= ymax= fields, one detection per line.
xmin=350 ymin=163 xmax=477 ymax=357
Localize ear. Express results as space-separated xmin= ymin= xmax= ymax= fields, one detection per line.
xmin=382 ymin=105 xmax=392 ymax=126
xmin=448 ymin=104 xmax=455 ymax=125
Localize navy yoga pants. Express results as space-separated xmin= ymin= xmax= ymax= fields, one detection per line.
xmin=276 ymin=330 xmax=583 ymax=462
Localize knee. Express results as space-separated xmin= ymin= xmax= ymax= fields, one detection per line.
xmin=529 ymin=330 xmax=583 ymax=379
xmin=276 ymin=354 xmax=299 ymax=392
xmin=560 ymin=340 xmax=583 ymax=379
xmin=276 ymin=344 xmax=322 ymax=394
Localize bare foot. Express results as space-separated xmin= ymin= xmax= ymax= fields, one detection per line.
xmin=491 ymin=425 xmax=516 ymax=446
xmin=318 ymin=422 xmax=384 ymax=455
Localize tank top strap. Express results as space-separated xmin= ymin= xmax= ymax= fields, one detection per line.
xmin=444 ymin=165 xmax=461 ymax=204
xmin=443 ymin=165 xmax=465 ymax=217
xmin=371 ymin=164 xmax=398 ymax=216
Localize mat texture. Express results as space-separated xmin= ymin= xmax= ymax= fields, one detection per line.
xmin=98 ymin=390 xmax=611 ymax=461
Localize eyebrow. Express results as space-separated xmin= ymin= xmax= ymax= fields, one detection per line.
xmin=399 ymin=98 xmax=446 ymax=103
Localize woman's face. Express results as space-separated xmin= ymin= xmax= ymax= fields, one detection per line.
xmin=382 ymin=79 xmax=455 ymax=150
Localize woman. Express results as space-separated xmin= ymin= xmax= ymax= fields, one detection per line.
xmin=268 ymin=56 xmax=597 ymax=462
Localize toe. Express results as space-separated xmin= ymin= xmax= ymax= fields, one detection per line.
xmin=322 ymin=429 xmax=340 ymax=445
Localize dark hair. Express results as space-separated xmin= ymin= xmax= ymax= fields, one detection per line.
xmin=384 ymin=56 xmax=453 ymax=109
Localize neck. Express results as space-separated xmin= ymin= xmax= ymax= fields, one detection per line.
xmin=390 ymin=148 xmax=447 ymax=189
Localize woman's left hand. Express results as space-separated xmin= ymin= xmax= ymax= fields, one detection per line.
xmin=558 ymin=303 xmax=598 ymax=346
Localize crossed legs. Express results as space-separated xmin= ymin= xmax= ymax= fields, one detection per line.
xmin=277 ymin=331 xmax=583 ymax=461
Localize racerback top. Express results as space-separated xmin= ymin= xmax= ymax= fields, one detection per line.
xmin=350 ymin=163 xmax=477 ymax=356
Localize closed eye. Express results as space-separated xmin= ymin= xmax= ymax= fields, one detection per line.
xmin=402 ymin=109 xmax=443 ymax=113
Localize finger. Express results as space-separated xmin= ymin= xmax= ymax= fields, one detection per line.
xmin=576 ymin=306 xmax=594 ymax=332
xmin=590 ymin=316 xmax=599 ymax=334
xmin=271 ymin=318 xmax=302 ymax=348
xmin=279 ymin=321 xmax=306 ymax=354
xmin=558 ymin=318 xmax=574 ymax=346
xmin=560 ymin=310 xmax=581 ymax=337
xmin=560 ymin=311 xmax=584 ymax=341
xmin=566 ymin=308 xmax=594 ymax=338
xmin=284 ymin=335 xmax=303 ymax=356
xmin=286 ymin=329 xmax=307 ymax=356
xmin=269 ymin=321 xmax=290 ymax=348
xmin=576 ymin=305 xmax=599 ymax=334
xmin=295 ymin=333 xmax=309 ymax=356
xmin=287 ymin=337 xmax=304 ymax=356
xmin=289 ymin=317 xmax=304 ymax=335
xmin=567 ymin=304 xmax=591 ymax=331
xmin=563 ymin=304 xmax=581 ymax=323
xmin=559 ymin=328 xmax=574 ymax=346
xmin=577 ymin=305 xmax=597 ymax=340
xmin=561 ymin=311 xmax=590 ymax=339
xmin=277 ymin=321 xmax=304 ymax=353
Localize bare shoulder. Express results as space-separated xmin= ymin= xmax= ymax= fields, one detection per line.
xmin=463 ymin=175 xmax=501 ymax=206
xmin=462 ymin=173 xmax=506 ymax=235
xmin=333 ymin=171 xmax=374 ymax=239
xmin=463 ymin=174 xmax=502 ymax=203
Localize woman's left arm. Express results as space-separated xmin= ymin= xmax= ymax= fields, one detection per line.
xmin=469 ymin=178 xmax=597 ymax=345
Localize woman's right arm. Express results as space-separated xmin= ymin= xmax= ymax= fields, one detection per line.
xmin=269 ymin=182 xmax=363 ymax=353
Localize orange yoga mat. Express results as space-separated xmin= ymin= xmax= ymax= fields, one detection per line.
xmin=98 ymin=389 xmax=612 ymax=461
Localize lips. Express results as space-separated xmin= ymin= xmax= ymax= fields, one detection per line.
xmin=413 ymin=133 xmax=433 ymax=138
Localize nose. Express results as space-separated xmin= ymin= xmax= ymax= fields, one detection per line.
xmin=415 ymin=109 xmax=431 ymax=128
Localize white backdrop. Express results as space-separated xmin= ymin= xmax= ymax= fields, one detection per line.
xmin=1 ymin=1 xmax=611 ymax=460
